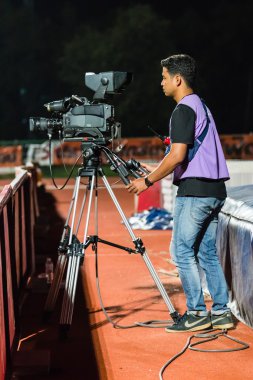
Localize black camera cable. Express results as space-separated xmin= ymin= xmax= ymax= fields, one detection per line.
xmin=94 ymin=244 xmax=174 ymax=330
xmin=159 ymin=329 xmax=249 ymax=380
xmin=48 ymin=134 xmax=83 ymax=190
xmin=58 ymin=131 xmax=71 ymax=176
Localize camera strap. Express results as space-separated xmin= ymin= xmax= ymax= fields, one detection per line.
xmin=165 ymin=98 xmax=210 ymax=161
xmin=187 ymin=99 xmax=210 ymax=161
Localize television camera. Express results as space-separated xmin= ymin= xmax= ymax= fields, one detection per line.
xmin=29 ymin=71 xmax=132 ymax=146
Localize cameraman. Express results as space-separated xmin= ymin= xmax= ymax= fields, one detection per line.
xmin=127 ymin=54 xmax=234 ymax=333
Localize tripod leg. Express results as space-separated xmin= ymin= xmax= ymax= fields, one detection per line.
xmin=44 ymin=177 xmax=81 ymax=314
xmin=60 ymin=255 xmax=81 ymax=325
xmin=60 ymin=175 xmax=96 ymax=328
xmin=75 ymin=184 xmax=88 ymax=235
xmin=101 ymin=175 xmax=177 ymax=317
xmin=44 ymin=254 xmax=67 ymax=313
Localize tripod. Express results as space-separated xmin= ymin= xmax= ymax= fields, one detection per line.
xmin=44 ymin=143 xmax=179 ymax=330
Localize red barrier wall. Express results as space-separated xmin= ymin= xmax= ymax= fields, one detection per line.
xmin=24 ymin=135 xmax=253 ymax=166
xmin=0 ymin=146 xmax=22 ymax=167
xmin=0 ymin=166 xmax=38 ymax=380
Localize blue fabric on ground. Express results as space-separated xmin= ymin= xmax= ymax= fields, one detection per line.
xmin=128 ymin=207 xmax=173 ymax=230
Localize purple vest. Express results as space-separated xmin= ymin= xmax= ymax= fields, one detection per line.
xmin=172 ymin=94 xmax=230 ymax=184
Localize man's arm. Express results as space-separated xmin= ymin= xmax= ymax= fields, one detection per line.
xmin=127 ymin=143 xmax=187 ymax=195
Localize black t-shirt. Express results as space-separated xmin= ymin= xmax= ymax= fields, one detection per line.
xmin=170 ymin=104 xmax=227 ymax=198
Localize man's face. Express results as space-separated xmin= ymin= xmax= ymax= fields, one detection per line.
xmin=161 ymin=67 xmax=178 ymax=97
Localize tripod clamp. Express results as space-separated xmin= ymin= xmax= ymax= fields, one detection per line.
xmin=67 ymin=243 xmax=84 ymax=257
xmin=133 ymin=238 xmax=145 ymax=254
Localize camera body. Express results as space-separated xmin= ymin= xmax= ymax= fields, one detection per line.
xmin=30 ymin=98 xmax=115 ymax=144
xmin=29 ymin=71 xmax=132 ymax=145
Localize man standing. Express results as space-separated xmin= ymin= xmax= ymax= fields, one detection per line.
xmin=127 ymin=54 xmax=234 ymax=332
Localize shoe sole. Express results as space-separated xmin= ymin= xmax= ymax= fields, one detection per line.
xmin=165 ymin=322 xmax=212 ymax=333
xmin=212 ymin=323 xmax=234 ymax=329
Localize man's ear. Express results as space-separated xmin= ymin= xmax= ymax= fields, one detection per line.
xmin=175 ymin=74 xmax=182 ymax=87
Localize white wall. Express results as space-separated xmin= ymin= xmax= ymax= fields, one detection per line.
xmin=226 ymin=160 xmax=253 ymax=187
xmin=161 ymin=160 xmax=253 ymax=213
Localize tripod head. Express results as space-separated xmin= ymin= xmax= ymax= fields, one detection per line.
xmin=79 ymin=142 xmax=148 ymax=184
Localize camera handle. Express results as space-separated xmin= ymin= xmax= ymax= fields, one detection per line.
xmin=102 ymin=146 xmax=150 ymax=184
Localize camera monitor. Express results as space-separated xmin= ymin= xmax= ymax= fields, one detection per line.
xmin=85 ymin=71 xmax=133 ymax=100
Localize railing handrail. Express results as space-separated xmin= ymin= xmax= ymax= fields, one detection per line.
xmin=0 ymin=164 xmax=39 ymax=380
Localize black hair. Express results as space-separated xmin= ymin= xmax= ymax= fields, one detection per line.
xmin=161 ymin=54 xmax=196 ymax=89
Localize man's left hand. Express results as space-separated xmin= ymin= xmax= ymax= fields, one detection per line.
xmin=126 ymin=178 xmax=148 ymax=195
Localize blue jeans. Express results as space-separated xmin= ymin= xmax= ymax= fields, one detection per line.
xmin=171 ymin=196 xmax=229 ymax=315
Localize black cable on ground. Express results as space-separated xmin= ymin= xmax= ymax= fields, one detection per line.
xmin=95 ymin=250 xmax=173 ymax=329
xmin=92 ymin=186 xmax=250 ymax=379
xmin=159 ymin=330 xmax=250 ymax=380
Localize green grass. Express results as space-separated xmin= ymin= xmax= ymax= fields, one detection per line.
xmin=0 ymin=140 xmax=46 ymax=146
xmin=0 ymin=173 xmax=16 ymax=180
xmin=41 ymin=165 xmax=117 ymax=178
xmin=0 ymin=164 xmax=117 ymax=180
